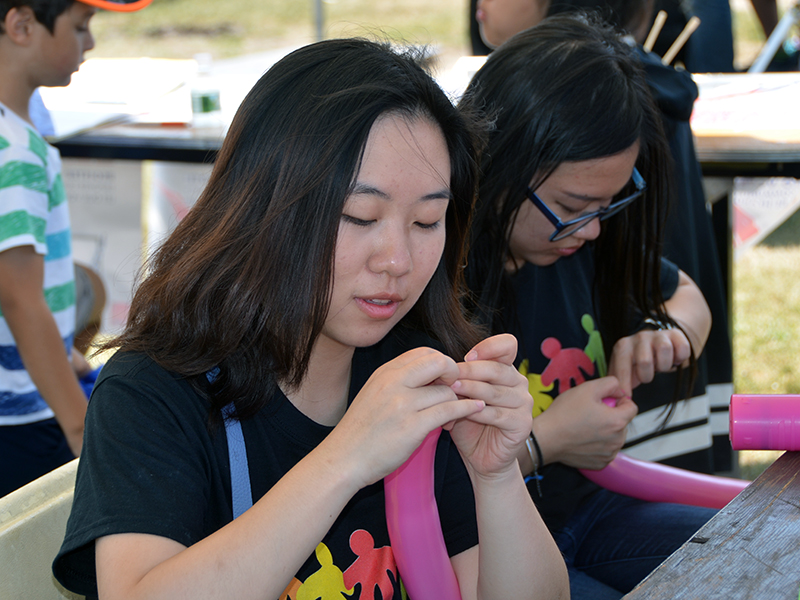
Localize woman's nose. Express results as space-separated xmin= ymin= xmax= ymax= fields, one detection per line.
xmin=368 ymin=229 xmax=412 ymax=276
xmin=573 ymin=216 xmax=602 ymax=241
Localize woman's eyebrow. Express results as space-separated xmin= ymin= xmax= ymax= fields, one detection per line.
xmin=351 ymin=182 xmax=452 ymax=201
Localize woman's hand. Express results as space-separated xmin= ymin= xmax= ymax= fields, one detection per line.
xmin=608 ymin=327 xmax=692 ymax=396
xmin=447 ymin=335 xmax=571 ymax=600
xmin=532 ymin=377 xmax=635 ymax=471
xmin=609 ymin=270 xmax=711 ymax=396
xmin=446 ymin=334 xmax=533 ymax=480
xmin=328 ymin=347 xmax=486 ymax=490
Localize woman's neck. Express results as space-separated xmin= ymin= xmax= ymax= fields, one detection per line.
xmin=282 ymin=338 xmax=355 ymax=427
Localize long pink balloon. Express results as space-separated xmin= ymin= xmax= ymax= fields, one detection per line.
xmin=579 ymin=454 xmax=748 ymax=508
xmin=385 ymin=427 xmax=462 ymax=600
xmin=578 ymin=397 xmax=748 ymax=508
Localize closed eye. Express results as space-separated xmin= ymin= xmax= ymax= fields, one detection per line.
xmin=556 ymin=202 xmax=586 ymax=217
xmin=341 ymin=214 xmax=374 ymax=227
xmin=415 ymin=220 xmax=442 ymax=230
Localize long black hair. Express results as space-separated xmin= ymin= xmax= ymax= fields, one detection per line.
xmin=460 ymin=14 xmax=685 ymax=372
xmin=110 ymin=39 xmax=484 ymax=422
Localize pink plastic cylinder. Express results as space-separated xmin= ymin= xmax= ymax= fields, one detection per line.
xmin=730 ymin=394 xmax=800 ymax=451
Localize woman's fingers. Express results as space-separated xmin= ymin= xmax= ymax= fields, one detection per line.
xmin=383 ymin=346 xmax=461 ymax=388
xmin=456 ymin=360 xmax=526 ymax=395
xmin=610 ymin=328 xmax=693 ymax=394
xmin=464 ymin=333 xmax=518 ymax=366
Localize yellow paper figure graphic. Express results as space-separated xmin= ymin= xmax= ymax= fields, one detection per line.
xmin=297 ymin=543 xmax=354 ymax=600
xmin=519 ymin=359 xmax=555 ymax=417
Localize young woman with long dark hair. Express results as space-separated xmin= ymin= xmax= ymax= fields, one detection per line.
xmin=53 ymin=39 xmax=568 ymax=600
xmin=460 ymin=16 xmax=714 ymax=599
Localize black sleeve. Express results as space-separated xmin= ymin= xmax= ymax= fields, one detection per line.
xmin=660 ymin=257 xmax=680 ymax=301
xmin=53 ymin=354 xmax=228 ymax=597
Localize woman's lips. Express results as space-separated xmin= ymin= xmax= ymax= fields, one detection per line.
xmin=355 ymin=297 xmax=401 ymax=319
xmin=555 ymin=245 xmax=582 ymax=257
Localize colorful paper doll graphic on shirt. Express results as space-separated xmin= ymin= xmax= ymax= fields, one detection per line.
xmin=282 ymin=529 xmax=403 ymax=600
xmin=581 ymin=314 xmax=607 ymax=378
xmin=519 ymin=313 xmax=608 ymax=415
xmin=295 ymin=543 xmax=353 ymax=600
xmin=344 ymin=529 xmax=400 ymax=599
xmin=519 ymin=359 xmax=555 ymax=417
xmin=540 ymin=337 xmax=595 ymax=392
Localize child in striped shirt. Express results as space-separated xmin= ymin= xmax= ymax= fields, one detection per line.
xmin=0 ymin=0 xmax=151 ymax=497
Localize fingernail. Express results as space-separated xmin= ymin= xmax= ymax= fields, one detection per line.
xmin=451 ymin=380 xmax=462 ymax=391
xmin=465 ymin=350 xmax=478 ymax=361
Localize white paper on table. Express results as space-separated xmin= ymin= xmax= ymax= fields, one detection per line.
xmin=39 ymin=57 xmax=197 ymax=141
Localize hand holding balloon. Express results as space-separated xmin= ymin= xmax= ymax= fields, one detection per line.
xmin=384 ymin=334 xmax=531 ymax=600
xmin=335 ymin=347 xmax=484 ymax=489
xmin=448 ymin=334 xmax=533 ymax=478
xmin=533 ymin=380 xmax=634 ymax=470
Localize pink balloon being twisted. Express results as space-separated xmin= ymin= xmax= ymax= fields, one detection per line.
xmin=578 ymin=398 xmax=748 ymax=508
xmin=385 ymin=427 xmax=462 ymax=600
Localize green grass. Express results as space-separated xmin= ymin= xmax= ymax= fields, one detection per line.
xmin=88 ymin=0 xmax=469 ymax=62
xmin=88 ymin=1 xmax=769 ymax=69
xmin=734 ymin=243 xmax=800 ymax=395
xmin=739 ymin=449 xmax=784 ymax=480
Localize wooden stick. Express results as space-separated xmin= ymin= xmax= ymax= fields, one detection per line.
xmin=662 ymin=16 xmax=701 ymax=65
xmin=644 ymin=10 xmax=668 ymax=52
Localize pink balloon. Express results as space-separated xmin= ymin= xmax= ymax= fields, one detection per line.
xmin=385 ymin=428 xmax=462 ymax=600
xmin=581 ymin=397 xmax=748 ymax=508
xmin=579 ymin=453 xmax=748 ymax=509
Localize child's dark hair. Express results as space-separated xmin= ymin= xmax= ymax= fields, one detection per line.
xmin=108 ymin=38 xmax=485 ymax=423
xmin=1 ymin=0 xmax=74 ymax=34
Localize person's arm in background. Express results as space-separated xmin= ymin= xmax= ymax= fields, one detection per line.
xmin=0 ymin=245 xmax=87 ymax=455
xmin=609 ymin=269 xmax=712 ymax=396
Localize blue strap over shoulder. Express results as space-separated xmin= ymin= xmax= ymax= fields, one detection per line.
xmin=223 ymin=403 xmax=253 ymax=519
xmin=208 ymin=368 xmax=253 ymax=519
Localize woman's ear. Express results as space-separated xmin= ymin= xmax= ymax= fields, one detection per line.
xmin=4 ymin=6 xmax=38 ymax=47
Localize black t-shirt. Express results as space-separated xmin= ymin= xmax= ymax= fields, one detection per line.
xmin=53 ymin=329 xmax=478 ymax=599
xmin=510 ymin=248 xmax=679 ymax=532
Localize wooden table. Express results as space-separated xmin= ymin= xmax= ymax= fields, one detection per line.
xmin=623 ymin=451 xmax=800 ymax=599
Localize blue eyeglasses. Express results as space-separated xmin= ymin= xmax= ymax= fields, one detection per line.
xmin=525 ymin=167 xmax=647 ymax=241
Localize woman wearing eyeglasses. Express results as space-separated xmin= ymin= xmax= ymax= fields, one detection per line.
xmin=460 ymin=14 xmax=714 ymax=600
